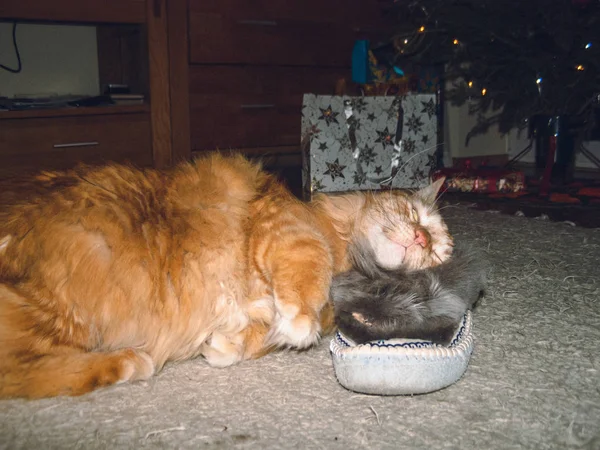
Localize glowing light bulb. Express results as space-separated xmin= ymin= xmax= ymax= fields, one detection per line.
xmin=576 ymin=64 xmax=585 ymax=71
xmin=586 ymin=42 xmax=592 ymax=49
xmin=404 ymin=39 xmax=408 ymax=44
xmin=467 ymin=81 xmax=473 ymax=88
xmin=481 ymin=88 xmax=487 ymax=96
xmin=453 ymin=39 xmax=459 ymax=45
xmin=536 ymin=77 xmax=543 ymax=84
xmin=418 ymin=26 xmax=425 ymax=33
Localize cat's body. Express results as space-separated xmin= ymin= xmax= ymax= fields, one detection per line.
xmin=0 ymin=153 xmax=452 ymax=398
xmin=331 ymin=240 xmax=488 ymax=345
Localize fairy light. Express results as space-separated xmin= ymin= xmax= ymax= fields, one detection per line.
xmin=536 ymin=77 xmax=543 ymax=84
xmin=467 ymin=81 xmax=473 ymax=88
xmin=418 ymin=25 xmax=426 ymax=32
xmin=576 ymin=64 xmax=585 ymax=71
xmin=585 ymin=42 xmax=592 ymax=49
xmin=481 ymin=88 xmax=487 ymax=96
xmin=453 ymin=39 xmax=459 ymax=45
xmin=404 ymin=39 xmax=409 ymax=44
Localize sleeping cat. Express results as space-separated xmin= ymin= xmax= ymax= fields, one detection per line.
xmin=0 ymin=152 xmax=452 ymax=398
xmin=331 ymin=239 xmax=487 ymax=345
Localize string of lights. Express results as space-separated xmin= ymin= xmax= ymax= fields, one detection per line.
xmin=383 ymin=0 xmax=600 ymax=141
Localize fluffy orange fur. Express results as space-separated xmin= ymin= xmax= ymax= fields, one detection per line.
xmin=0 ymin=153 xmax=452 ymax=398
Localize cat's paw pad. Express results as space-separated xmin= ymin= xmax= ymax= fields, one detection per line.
xmin=201 ymin=332 xmax=244 ymax=368
xmin=115 ymin=349 xmax=155 ymax=383
xmin=268 ymin=312 xmax=321 ymax=349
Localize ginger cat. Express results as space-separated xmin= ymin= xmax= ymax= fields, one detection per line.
xmin=0 ymin=153 xmax=452 ymax=398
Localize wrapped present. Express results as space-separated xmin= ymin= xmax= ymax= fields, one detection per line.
xmin=301 ymin=93 xmax=439 ymax=198
xmin=432 ymin=167 xmax=526 ymax=194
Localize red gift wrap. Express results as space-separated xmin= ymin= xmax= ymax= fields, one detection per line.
xmin=432 ymin=167 xmax=526 ymax=194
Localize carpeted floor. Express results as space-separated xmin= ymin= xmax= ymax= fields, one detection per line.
xmin=1 ymin=206 xmax=599 ymax=450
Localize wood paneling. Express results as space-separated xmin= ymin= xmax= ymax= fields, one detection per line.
xmin=0 ymin=104 xmax=149 ymax=120
xmin=188 ymin=0 xmax=382 ymax=66
xmin=189 ymin=15 xmax=353 ymax=66
xmin=1 ymin=0 xmax=179 ymax=176
xmin=146 ymin=0 xmax=173 ymax=168
xmin=0 ymin=0 xmax=147 ymax=24
xmin=189 ymin=0 xmax=380 ymax=27
xmin=0 ymin=114 xmax=152 ymax=177
xmin=166 ymin=0 xmax=191 ymax=164
xmin=189 ymin=66 xmax=348 ymax=151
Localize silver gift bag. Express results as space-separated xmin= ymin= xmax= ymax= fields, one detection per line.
xmin=301 ymin=94 xmax=438 ymax=198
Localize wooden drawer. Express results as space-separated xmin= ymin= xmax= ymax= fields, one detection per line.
xmin=0 ymin=0 xmax=147 ymax=23
xmin=189 ymin=66 xmax=347 ymax=151
xmin=189 ymin=0 xmax=377 ymax=23
xmin=0 ymin=114 xmax=152 ymax=178
xmin=189 ymin=0 xmax=381 ymax=66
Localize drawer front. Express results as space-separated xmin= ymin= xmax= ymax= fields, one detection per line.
xmin=189 ymin=66 xmax=347 ymax=151
xmin=189 ymin=0 xmax=373 ymax=23
xmin=0 ymin=0 xmax=147 ymax=23
xmin=0 ymin=114 xmax=152 ymax=177
xmin=189 ymin=0 xmax=381 ymax=66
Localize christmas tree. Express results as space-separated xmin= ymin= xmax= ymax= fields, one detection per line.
xmin=383 ymin=0 xmax=600 ymax=142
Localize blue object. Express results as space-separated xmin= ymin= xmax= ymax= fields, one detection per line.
xmin=352 ymin=40 xmax=370 ymax=84
xmin=393 ymin=66 xmax=405 ymax=76
xmin=330 ymin=312 xmax=474 ymax=395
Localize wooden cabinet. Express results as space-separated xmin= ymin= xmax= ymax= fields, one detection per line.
xmin=189 ymin=66 xmax=349 ymax=151
xmin=0 ymin=0 xmax=384 ymax=177
xmin=0 ymin=0 xmax=147 ymax=24
xmin=0 ymin=111 xmax=152 ymax=177
xmin=0 ymin=0 xmax=175 ymax=178
xmin=172 ymin=0 xmax=384 ymax=163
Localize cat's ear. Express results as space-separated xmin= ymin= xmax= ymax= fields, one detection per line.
xmin=416 ymin=177 xmax=445 ymax=205
xmin=314 ymin=192 xmax=366 ymax=234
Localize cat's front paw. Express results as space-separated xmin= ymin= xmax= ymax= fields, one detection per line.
xmin=201 ymin=332 xmax=244 ymax=368
xmin=266 ymin=299 xmax=321 ymax=349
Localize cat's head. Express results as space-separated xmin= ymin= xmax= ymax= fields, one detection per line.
xmin=316 ymin=178 xmax=453 ymax=270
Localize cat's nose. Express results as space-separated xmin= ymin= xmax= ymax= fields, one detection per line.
xmin=414 ymin=229 xmax=428 ymax=247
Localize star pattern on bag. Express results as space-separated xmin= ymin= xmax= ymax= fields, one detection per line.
xmin=375 ymin=127 xmax=395 ymax=146
xmin=421 ymin=99 xmax=436 ymax=119
xmin=353 ymin=98 xmax=368 ymax=114
xmin=406 ymin=114 xmax=424 ymax=134
xmin=303 ymin=93 xmax=437 ymax=193
xmin=324 ymin=159 xmax=346 ymax=181
xmin=352 ymin=170 xmax=367 ymax=186
xmin=358 ymin=145 xmax=376 ymax=166
xmin=318 ymin=106 xmax=340 ymax=125
xmin=305 ymin=122 xmax=321 ymax=138
xmin=404 ymin=137 xmax=417 ymax=155
xmin=411 ymin=167 xmax=427 ymax=182
xmin=311 ymin=177 xmax=325 ymax=191
xmin=339 ymin=135 xmax=351 ymax=152
xmin=427 ymin=153 xmax=438 ymax=169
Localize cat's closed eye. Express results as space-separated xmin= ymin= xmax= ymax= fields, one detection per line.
xmin=409 ymin=206 xmax=419 ymax=223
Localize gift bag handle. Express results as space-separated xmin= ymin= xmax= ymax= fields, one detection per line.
xmin=347 ymin=98 xmax=405 ymax=186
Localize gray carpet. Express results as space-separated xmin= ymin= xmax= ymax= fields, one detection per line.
xmin=1 ymin=206 xmax=599 ymax=450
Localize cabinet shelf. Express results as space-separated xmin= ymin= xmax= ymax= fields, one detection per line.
xmin=0 ymin=104 xmax=150 ymax=120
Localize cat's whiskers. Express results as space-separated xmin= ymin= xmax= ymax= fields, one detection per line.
xmin=391 ymin=142 xmax=445 ymax=184
xmin=434 ymin=204 xmax=459 ymax=213
xmin=432 ymin=250 xmax=444 ymax=264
